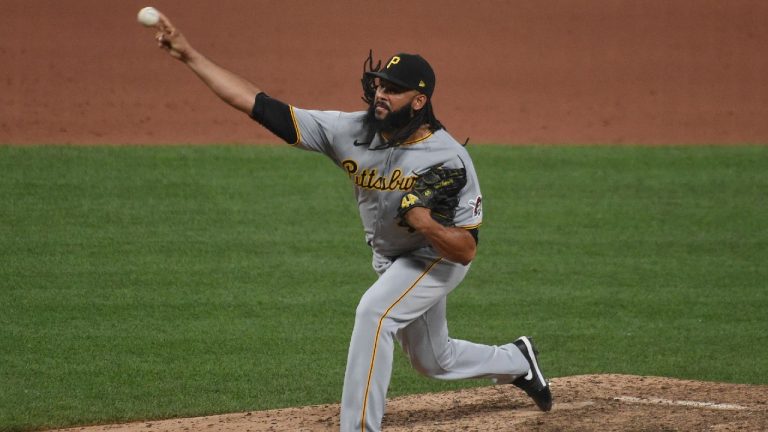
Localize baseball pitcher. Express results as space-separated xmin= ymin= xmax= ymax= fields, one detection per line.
xmin=146 ymin=11 xmax=552 ymax=432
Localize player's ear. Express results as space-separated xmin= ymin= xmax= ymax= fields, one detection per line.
xmin=412 ymin=94 xmax=427 ymax=111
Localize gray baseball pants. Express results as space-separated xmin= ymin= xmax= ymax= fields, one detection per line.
xmin=339 ymin=248 xmax=530 ymax=432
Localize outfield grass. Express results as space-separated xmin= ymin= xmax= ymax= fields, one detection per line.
xmin=1 ymin=145 xmax=766 ymax=431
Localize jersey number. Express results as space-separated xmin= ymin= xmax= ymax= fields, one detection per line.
xmin=401 ymin=193 xmax=418 ymax=209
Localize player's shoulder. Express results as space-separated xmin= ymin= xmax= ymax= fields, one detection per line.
xmin=429 ymin=129 xmax=469 ymax=151
xmin=341 ymin=110 xmax=368 ymax=119
xmin=427 ymin=129 xmax=474 ymax=160
xmin=293 ymin=108 xmax=365 ymax=121
xmin=292 ymin=108 xmax=367 ymax=139
xmin=330 ymin=110 xmax=369 ymax=131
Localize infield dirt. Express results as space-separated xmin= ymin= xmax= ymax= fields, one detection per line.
xmin=51 ymin=375 xmax=768 ymax=431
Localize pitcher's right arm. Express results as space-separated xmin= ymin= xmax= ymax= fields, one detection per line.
xmin=153 ymin=12 xmax=260 ymax=115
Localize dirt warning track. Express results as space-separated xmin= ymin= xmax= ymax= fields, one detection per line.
xmin=2 ymin=0 xmax=768 ymax=145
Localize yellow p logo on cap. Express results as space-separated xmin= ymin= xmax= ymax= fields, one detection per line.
xmin=387 ymin=56 xmax=401 ymax=69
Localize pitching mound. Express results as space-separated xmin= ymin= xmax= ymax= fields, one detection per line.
xmin=52 ymin=374 xmax=767 ymax=431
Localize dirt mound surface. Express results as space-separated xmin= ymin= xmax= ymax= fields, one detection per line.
xmin=51 ymin=374 xmax=768 ymax=431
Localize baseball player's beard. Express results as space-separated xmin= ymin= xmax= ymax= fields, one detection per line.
xmin=365 ymin=103 xmax=416 ymax=137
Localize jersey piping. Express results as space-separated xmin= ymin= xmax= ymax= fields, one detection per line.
xmin=458 ymin=222 xmax=482 ymax=230
xmin=399 ymin=131 xmax=433 ymax=146
xmin=288 ymin=105 xmax=302 ymax=146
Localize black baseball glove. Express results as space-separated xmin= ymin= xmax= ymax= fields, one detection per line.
xmin=397 ymin=165 xmax=467 ymax=228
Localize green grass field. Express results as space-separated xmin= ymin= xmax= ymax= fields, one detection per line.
xmin=1 ymin=145 xmax=766 ymax=431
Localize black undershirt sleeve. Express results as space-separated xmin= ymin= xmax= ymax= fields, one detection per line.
xmin=249 ymin=92 xmax=298 ymax=144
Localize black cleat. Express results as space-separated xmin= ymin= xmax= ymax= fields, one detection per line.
xmin=511 ymin=336 xmax=553 ymax=412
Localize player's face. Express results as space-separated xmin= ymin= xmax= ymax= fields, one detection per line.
xmin=373 ymin=79 xmax=421 ymax=121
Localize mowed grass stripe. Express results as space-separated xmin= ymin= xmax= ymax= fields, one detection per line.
xmin=0 ymin=145 xmax=766 ymax=431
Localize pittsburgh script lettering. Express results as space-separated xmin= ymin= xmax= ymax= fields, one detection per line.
xmin=342 ymin=159 xmax=416 ymax=191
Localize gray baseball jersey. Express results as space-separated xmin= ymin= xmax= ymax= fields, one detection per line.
xmin=291 ymin=108 xmax=483 ymax=260
xmin=288 ymin=107 xmax=528 ymax=432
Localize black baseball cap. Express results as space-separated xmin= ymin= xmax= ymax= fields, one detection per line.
xmin=365 ymin=53 xmax=436 ymax=98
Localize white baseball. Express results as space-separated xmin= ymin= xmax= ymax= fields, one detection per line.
xmin=137 ymin=7 xmax=160 ymax=27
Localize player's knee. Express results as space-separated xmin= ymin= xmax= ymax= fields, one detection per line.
xmin=353 ymin=298 xmax=385 ymax=327
xmin=403 ymin=344 xmax=454 ymax=378
xmin=409 ymin=353 xmax=454 ymax=378
xmin=354 ymin=298 xmax=373 ymax=318
xmin=409 ymin=355 xmax=443 ymax=377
